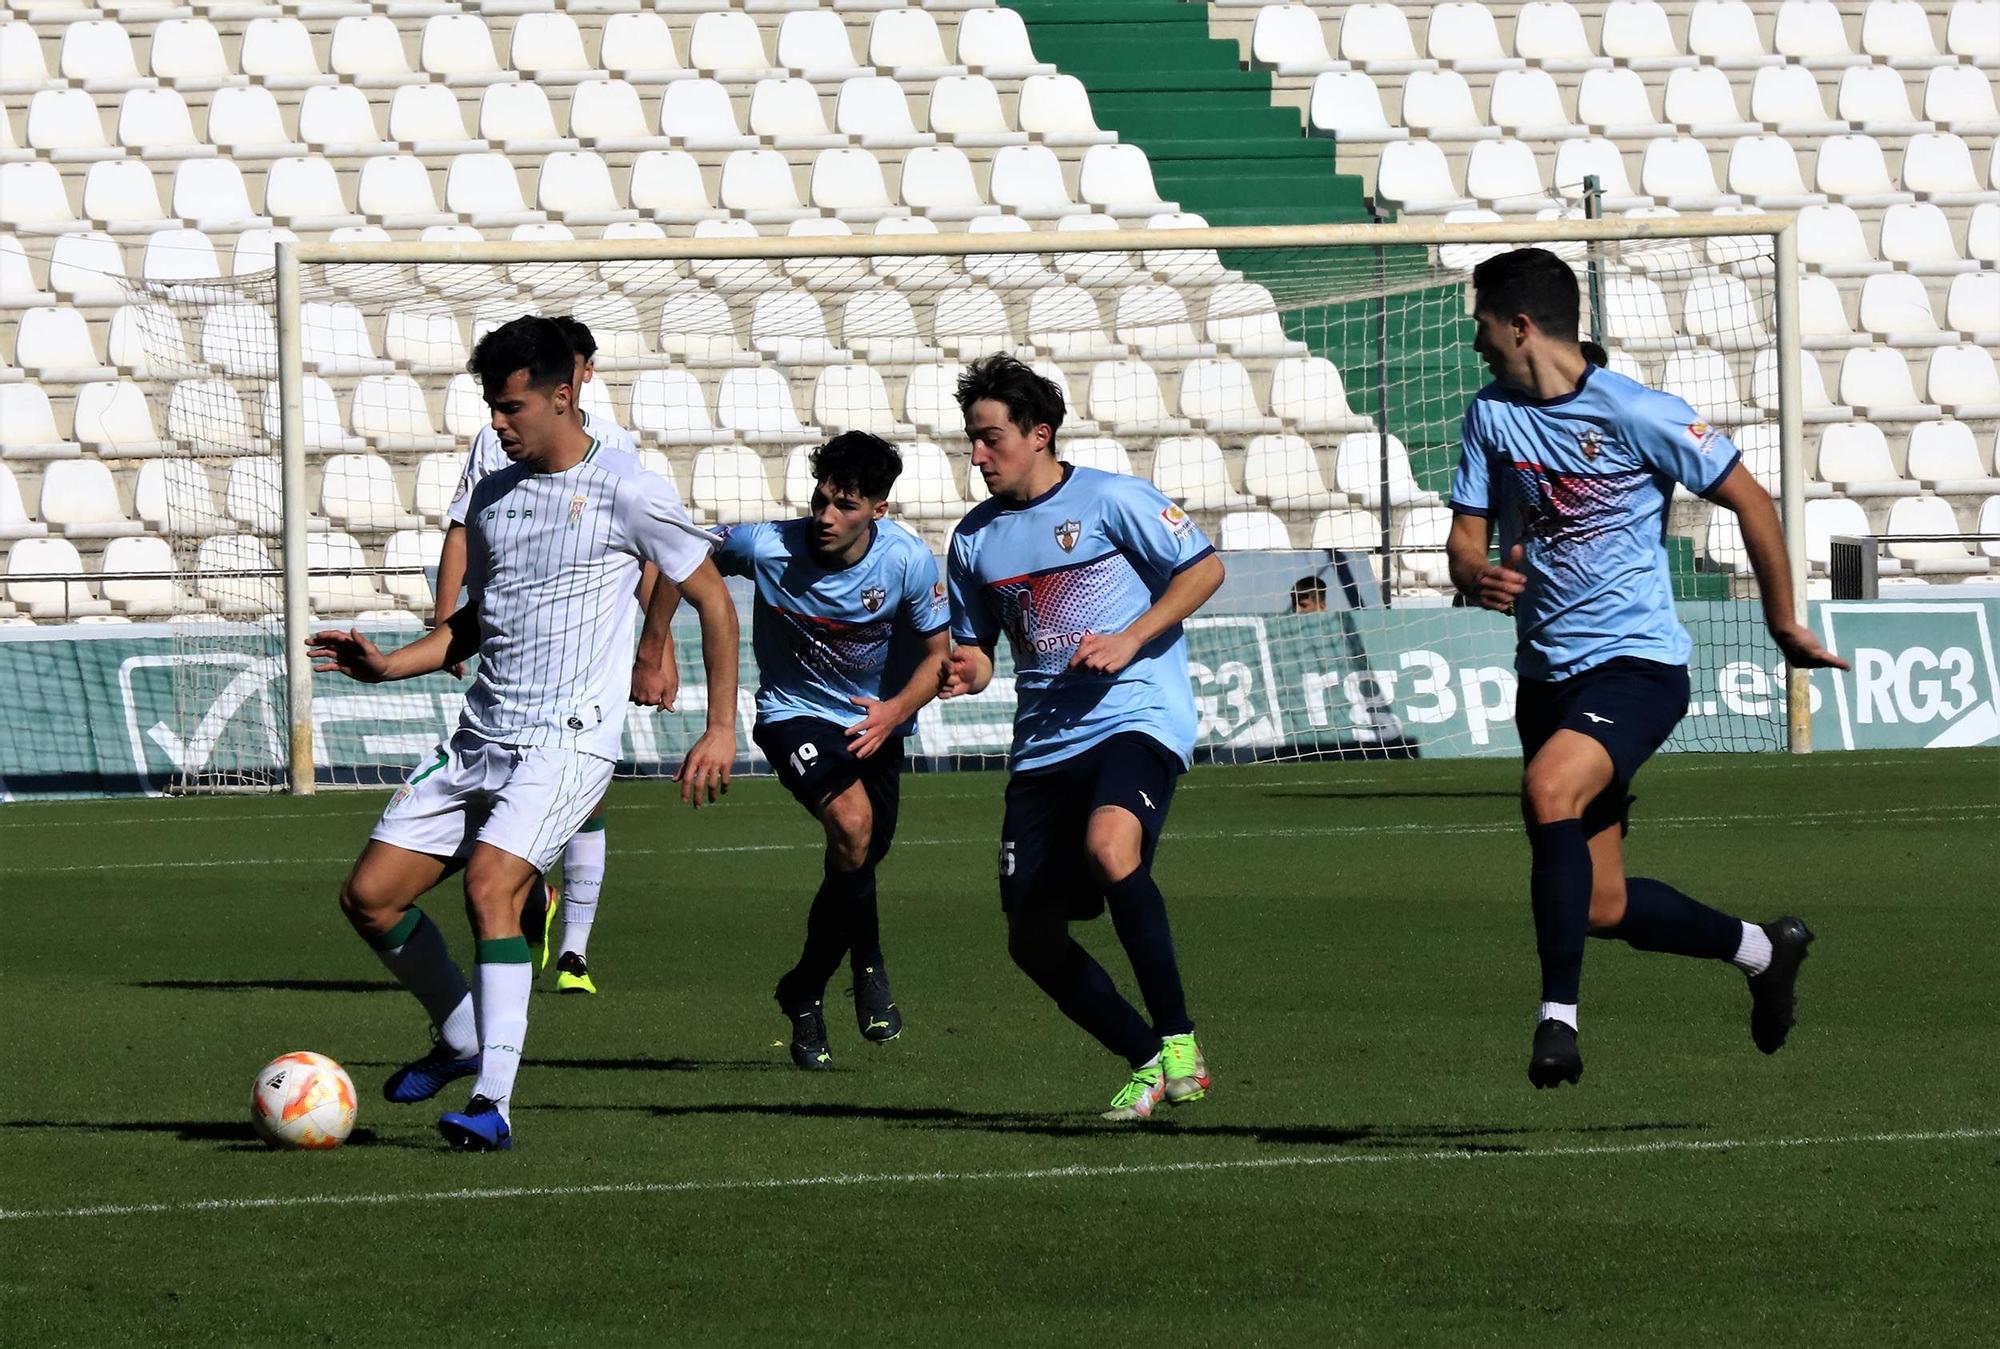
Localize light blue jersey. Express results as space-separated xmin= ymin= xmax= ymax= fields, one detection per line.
xmin=948 ymin=465 xmax=1215 ymax=772
xmin=1449 ymin=365 xmax=1742 ymax=682
xmin=713 ymin=517 xmax=947 ymax=733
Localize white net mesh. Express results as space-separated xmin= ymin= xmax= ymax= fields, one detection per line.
xmin=137 ymin=222 xmax=1791 ymax=791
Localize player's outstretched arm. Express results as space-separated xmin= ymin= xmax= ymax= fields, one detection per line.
xmin=1707 ymin=463 xmax=1850 ymax=671
xmin=672 ymin=558 xmax=739 ymax=808
xmin=631 ymin=563 xmax=682 ymax=710
xmin=939 ymin=643 xmax=994 ymax=699
xmin=308 ymin=605 xmax=477 ymax=683
xmin=1069 ymin=553 xmax=1225 ymax=676
xmin=848 ymin=628 xmax=950 ymax=759
xmin=431 ymin=524 xmax=470 ymax=678
xmin=1447 ymin=513 xmax=1526 ymax=612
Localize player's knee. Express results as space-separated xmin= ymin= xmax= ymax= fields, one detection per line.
xmin=821 ymin=792 xmax=874 ymax=872
xmin=460 ymin=872 xmax=528 ymax=938
xmin=338 ymin=870 xmax=396 ymax=927
xmin=1083 ymin=816 xmax=1142 ymax=887
xmin=1521 ymin=767 xmax=1587 ymax=826
xmin=1588 ymin=876 xmax=1628 ymax=931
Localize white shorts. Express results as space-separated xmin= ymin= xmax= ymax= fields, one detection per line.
xmin=370 ymin=731 xmax=613 ymax=873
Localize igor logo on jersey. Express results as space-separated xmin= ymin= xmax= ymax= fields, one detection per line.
xmin=861 ymin=585 xmax=887 ymax=613
xmin=1055 ymin=519 xmax=1082 ymax=552
xmin=1161 ymin=504 xmax=1194 ymax=539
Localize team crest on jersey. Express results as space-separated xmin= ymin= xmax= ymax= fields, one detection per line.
xmin=1577 ymin=428 xmax=1604 ymax=460
xmin=568 ymin=493 xmax=588 ymax=527
xmin=1160 ymin=504 xmax=1194 ymax=539
xmin=1055 ymin=519 xmax=1082 ymax=552
xmin=861 ymin=585 xmax=887 ymax=613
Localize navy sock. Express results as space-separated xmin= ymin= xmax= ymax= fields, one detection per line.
xmin=1598 ymin=876 xmax=1741 ymax=961
xmin=782 ymin=863 xmax=874 ymax=1000
xmin=1528 ymin=819 xmax=1592 ymax=1004
xmin=845 ymin=866 xmax=883 ymax=974
xmin=1103 ymin=869 xmax=1192 ymax=1038
xmin=1009 ymin=922 xmax=1158 ymax=1067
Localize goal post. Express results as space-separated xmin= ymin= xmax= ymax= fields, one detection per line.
xmin=158 ymin=214 xmax=1810 ymax=794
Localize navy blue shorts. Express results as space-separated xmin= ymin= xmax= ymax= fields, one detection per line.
xmin=753 ymin=717 xmax=905 ymax=863
xmin=999 ymin=733 xmax=1183 ymax=919
xmin=1516 ymin=656 xmax=1689 ymax=835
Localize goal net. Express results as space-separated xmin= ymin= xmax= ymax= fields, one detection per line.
xmin=142 ymin=219 xmax=1798 ymax=793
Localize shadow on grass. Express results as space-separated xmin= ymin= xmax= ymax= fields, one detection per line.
xmin=0 ymin=1119 xmax=419 ymax=1150
xmin=127 ymin=979 xmax=402 ymax=994
xmin=337 ymin=1056 xmax=789 ymax=1074
xmin=541 ymin=1101 xmax=1710 ymax=1150
xmin=1262 ymin=788 xmax=1519 ymax=802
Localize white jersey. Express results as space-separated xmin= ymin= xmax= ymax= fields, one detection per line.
xmin=459 ymin=438 xmax=712 ymax=761
xmin=448 ymin=410 xmax=639 ymax=527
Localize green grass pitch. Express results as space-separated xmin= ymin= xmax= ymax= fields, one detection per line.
xmin=1 ymin=750 xmax=1995 ymax=1345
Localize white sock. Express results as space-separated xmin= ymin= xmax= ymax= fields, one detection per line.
xmin=560 ymin=828 xmax=606 ymax=959
xmin=470 ymin=956 xmax=533 ymax=1121
xmin=371 ymin=910 xmax=477 ymax=1057
xmin=1731 ymin=922 xmax=1773 ymax=975
xmin=1538 ymin=1001 xmax=1579 ymax=1031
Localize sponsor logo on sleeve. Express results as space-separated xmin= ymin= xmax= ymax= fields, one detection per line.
xmin=1161 ymin=504 xmax=1194 ymax=539
xmin=1687 ymin=420 xmax=1720 ymax=456
xmin=931 ymin=580 xmax=947 ymax=610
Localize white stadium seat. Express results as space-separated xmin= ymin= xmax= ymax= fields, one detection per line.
xmin=1018 ymin=75 xmax=1117 ymax=147
xmin=29 ymin=88 xmax=120 ymax=161
xmin=690 ymin=11 xmax=780 ymax=82
xmin=957 ymin=6 xmax=1055 ymax=80
xmin=1152 ymin=435 xmax=1250 ymax=510
xmin=330 ymin=16 xmax=423 ymax=89
xmin=240 ymin=18 xmax=333 ymax=91
xmin=1602 ymin=0 xmax=1697 ymax=69
xmin=1862 ymin=0 xmax=1955 ymax=67
xmin=1775 ymin=0 xmax=1869 ymax=68
xmin=602 ymin=13 xmax=686 ymax=83
xmin=389 ymin=84 xmax=482 ymax=156
xmin=1309 ymin=72 xmax=1409 ymax=143
xmin=1179 ymin=358 xmax=1283 ymax=436
xmin=40 ymin=459 xmax=141 ymax=538
xmin=208 ymin=86 xmax=306 ymax=161
xmin=869 ymin=9 xmax=963 ymax=81
xmin=1335 ymin=433 xmax=1435 ymax=507
xmin=1514 ymin=2 xmax=1611 ymax=72
xmin=991 ymin=145 xmax=1086 ymax=220
xmin=1252 ymin=5 xmax=1343 ymax=77
xmin=1243 ymin=433 xmax=1338 ymax=510
xmin=1908 ymin=420 xmax=2000 ymax=493
xmin=422 ymin=15 xmax=510 ymax=87
xmin=1219 ymin=510 xmax=1293 ymax=552
xmin=1885 ymin=495 xmax=1984 ymax=572
xmin=692 ymin=446 xmax=784 ymax=525
xmin=1817 ymin=422 xmax=1917 ymax=496
xmin=195 ymin=534 xmax=279 ymax=614
xmin=74 ymin=381 xmax=172 ymax=458
xmin=1689 ymin=1 xmax=1780 ymax=69
xmin=321 ymin=452 xmax=420 ymax=531
xmin=102 ymin=534 xmax=194 ymax=616
xmin=300 ymin=85 xmax=393 ymax=157
xmin=1271 ymin=356 xmax=1372 ymax=433
xmin=511 ymin=13 xmax=602 ymax=86
xmin=8 ymin=537 xmax=110 ymax=617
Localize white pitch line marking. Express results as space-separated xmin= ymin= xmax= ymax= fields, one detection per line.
xmin=2 ymin=1126 xmax=1994 ymax=1225
xmin=1 ymin=803 xmax=1992 ymax=875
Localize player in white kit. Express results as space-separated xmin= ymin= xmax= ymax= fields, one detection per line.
xmin=432 ymin=318 xmax=671 ymax=994
xmin=311 ymin=316 xmax=740 ymax=1151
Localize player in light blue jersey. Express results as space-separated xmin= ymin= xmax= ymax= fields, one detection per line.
xmin=713 ymin=432 xmax=950 ymax=1068
xmin=433 ymin=317 xmax=676 ymax=996
xmin=311 ymin=318 xmax=739 ymax=1149
xmin=939 ymin=355 xmax=1224 ymax=1121
xmin=1444 ymin=248 xmax=1849 ymax=1089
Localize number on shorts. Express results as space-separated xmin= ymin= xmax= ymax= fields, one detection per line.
xmin=999 ymin=841 xmax=1016 ymax=878
xmin=789 ymin=741 xmax=819 ymax=777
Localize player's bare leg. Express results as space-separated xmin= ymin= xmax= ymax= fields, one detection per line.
xmin=439 ymin=843 xmax=545 ymax=1150
xmin=339 ymin=841 xmax=483 ymax=1103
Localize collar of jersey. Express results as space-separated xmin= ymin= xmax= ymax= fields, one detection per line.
xmin=995 ymin=461 xmax=1074 ymax=512
xmin=1491 ymin=362 xmax=1596 ymax=410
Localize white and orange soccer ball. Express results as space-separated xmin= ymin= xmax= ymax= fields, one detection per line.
xmin=250 ymin=1051 xmax=357 ymax=1150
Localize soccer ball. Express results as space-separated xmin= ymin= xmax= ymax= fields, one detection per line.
xmin=250 ymin=1051 xmax=357 ymax=1150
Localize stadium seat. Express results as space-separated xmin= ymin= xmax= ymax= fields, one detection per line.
xmin=1798 ymin=274 xmax=1863 ymax=351
xmin=1397 ymin=506 xmax=1455 ymax=588
xmin=1308 ymin=71 xmax=1409 ymax=143
xmin=270 ymin=375 xmax=365 ymax=455
xmin=320 ymin=453 xmax=419 ymax=532
xmin=1837 ymin=64 xmax=1929 ymax=137
xmin=382 ymin=528 xmax=443 ymax=608
xmin=7 ymin=536 xmax=110 ymax=617
xmin=167 ymin=378 xmax=259 ymax=455
xmin=1465 ymin=139 xmax=1558 ymax=211
xmin=1552 ymin=138 xmax=1647 ymax=211
xmin=691 ymin=11 xmax=780 ymax=82
xmin=840 ymin=290 xmax=935 ymax=364
xmin=1704 ymin=508 xmax=1750 ymax=572
xmin=1335 ymin=433 xmax=1435 ymax=507
xmin=810 ymin=364 xmax=906 ymax=438
xmin=16 ymin=307 xmax=113 ymax=382
xmin=302 ymin=302 xmax=393 ymax=377
xmin=538 ymin=152 xmax=636 ymax=227
xmin=1903 ymin=133 xmax=2000 ymax=206
xmin=1885 ymin=495 xmax=1984 ymax=572
xmin=353 ymin=157 xmax=450 ymax=231
xmin=194 ymin=534 xmax=278 ymax=614
xmin=869 ymin=9 xmax=963 ymax=81
xmin=1797 ymin=203 xmax=1890 ymax=276
xmin=480 ymin=83 xmax=576 ymax=156
xmin=1925 ymin=65 xmax=2000 ymax=135
xmin=109 ymin=304 xmax=201 ymax=381
xmin=1927 ymin=345 xmax=2000 ymax=417
xmin=928 ymin=74 xmax=1026 ymax=148
xmin=207 ymin=86 xmax=306 ymax=161
xmin=511 ymin=13 xmax=602 ymax=86
xmin=99 ymin=534 xmax=193 ymax=616
xmin=1803 ymin=496 xmax=1885 ymax=571
xmin=387 ymin=85 xmax=481 ymax=157
xmin=307 ymin=531 xmax=386 ymax=615
xmin=628 ymin=368 xmax=725 ymax=447
xmin=445 ymin=153 xmax=545 ymax=229
xmin=242 ymin=17 xmax=334 ymax=90
xmin=1 ymin=385 xmax=78 ymax=459
xmin=1 ymin=22 xmax=57 ymax=94
xmin=1818 ymin=422 xmax=1918 ymax=496
xmin=1578 ymin=68 xmax=1672 ymax=139
xmin=779 ymin=219 xmax=871 ymax=296
xmin=261 ymin=156 xmax=362 ymax=232
xmin=1858 ymin=272 xmax=1953 ymax=345
xmin=1338 ymin=3 xmax=1436 ymax=73
xmin=1087 ymin=360 xmax=1190 ymax=438
xmin=622 ymin=151 xmax=719 ymax=225
xmin=1027 ymin=283 xmax=1119 ymax=362
xmin=1947 ymin=0 xmax=2000 ymax=63
xmin=1642 ymin=138 xmax=1740 ymax=211
xmin=749 ymin=291 xmax=845 ymax=366
xmin=1726 ymin=136 xmax=1826 ymax=209
xmin=1243 ymin=433 xmax=1337 ymax=510
xmin=1981 ymin=496 xmax=2000 ymax=561
xmin=837 ymin=77 xmax=935 ymax=150
xmin=1152 ymin=435 xmax=1250 ymax=510
xmin=1080 ymin=145 xmax=1176 ymax=219
xmin=716 ymin=367 xmax=815 ymax=444
xmin=59 ymin=19 xmax=153 ymax=93
xmin=900 ymin=145 xmax=998 ymax=222
xmin=1688 ymin=0 xmax=1781 ymax=68
xmin=1179 ymin=358 xmax=1282 ymax=437
xmin=884 ymin=440 xmax=965 ymax=522
xmin=1775 ymin=0 xmax=1869 ymax=68
xmin=957 ymin=5 xmax=1055 ymax=79
xmin=330 ymin=16 xmax=423 ymax=89
xmin=1749 ymin=64 xmax=1846 ymax=138
xmin=299 ymin=86 xmax=392 ymax=158
xmin=1969 ymin=203 xmax=2000 ymax=264
xmin=718 ymin=149 xmax=812 ymax=224
xmin=1602 ymin=0 xmax=1697 ymax=69
xmin=1514 ymin=2 xmax=1611 ymax=71
xmin=1488 ymin=69 xmax=1584 ymax=140
xmin=80 ymin=160 xmax=174 ymax=235
xmin=1601 ymin=274 xmax=1685 ymax=352
xmin=1218 ymin=510 xmax=1292 ymax=552
xmin=1061 ymin=436 xmax=1134 ymax=477
xmin=223 ymin=459 xmax=288 ymax=534
xmin=929 ymin=287 xmax=1013 ymax=358
xmin=1838 ymin=347 xmax=1941 ymax=420
xmin=1 ymin=234 xmax=55 ymax=308
xmin=1311 ymin=508 xmax=1382 ymax=552
xmin=1270 ymin=356 xmax=1372 ymax=434
xmin=73 ymin=381 xmax=172 ymax=458
xmin=1682 ymin=273 xmax=1773 ymax=351
xmin=421 ymin=15 xmax=511 ymax=88
xmin=1425 ymin=2 xmax=1522 ymax=72
xmin=168 ymin=160 xmax=268 ymax=235
xmin=990 ymin=145 xmax=1086 ymax=220
xmin=903 ymin=361 xmax=968 ymax=434
xmin=1017 ymin=75 xmax=1116 ymax=148
xmin=39 ymin=459 xmax=139 ymax=539
xmin=1205 ymin=282 xmax=1307 ymax=360
xmin=1250 ymin=5 xmax=1343 ymax=77
xmin=1907 ymin=420 xmax=2000 ymax=493
xmin=1403 ymin=70 xmax=1502 ymax=143
xmin=1945 ymin=272 xmax=2000 ymax=343
xmin=1375 ymin=140 xmax=1474 ymax=213
xmin=1664 ymin=67 xmax=1761 ymax=140
xmin=2 ymin=163 xmax=83 ymax=235
xmin=749 ymin=78 xmax=841 ymax=150
xmin=351 ymin=374 xmax=454 ymax=452
xmin=569 ymin=81 xmax=668 ymax=154
xmin=28 ymin=87 xmax=119 ymax=161
xmin=1817 ymin=135 xmax=1916 ymax=207
xmin=692 ymin=446 xmax=783 ymax=525
xmin=602 ymin=13 xmax=687 ymax=83
xmin=1114 ymin=284 xmax=1211 ymax=360
xmin=1862 ymin=0 xmax=1955 ymax=67
xmin=812 ymin=147 xmax=906 ymax=223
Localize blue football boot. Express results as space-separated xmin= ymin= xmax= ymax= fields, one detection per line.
xmin=383 ymin=1038 xmax=480 ymax=1104
xmin=438 ymin=1095 xmax=512 ymax=1151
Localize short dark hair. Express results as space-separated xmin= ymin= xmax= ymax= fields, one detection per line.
xmin=468 ymin=315 xmax=574 ymax=393
xmin=551 ymin=315 xmax=597 ymax=362
xmin=810 ymin=431 xmax=902 ymax=501
xmin=1290 ymin=575 xmax=1326 ymax=607
xmin=1579 ymin=339 xmax=1608 ymax=368
xmin=1471 ymin=247 xmax=1581 ymax=343
xmin=955 ymin=353 xmax=1065 ymax=443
